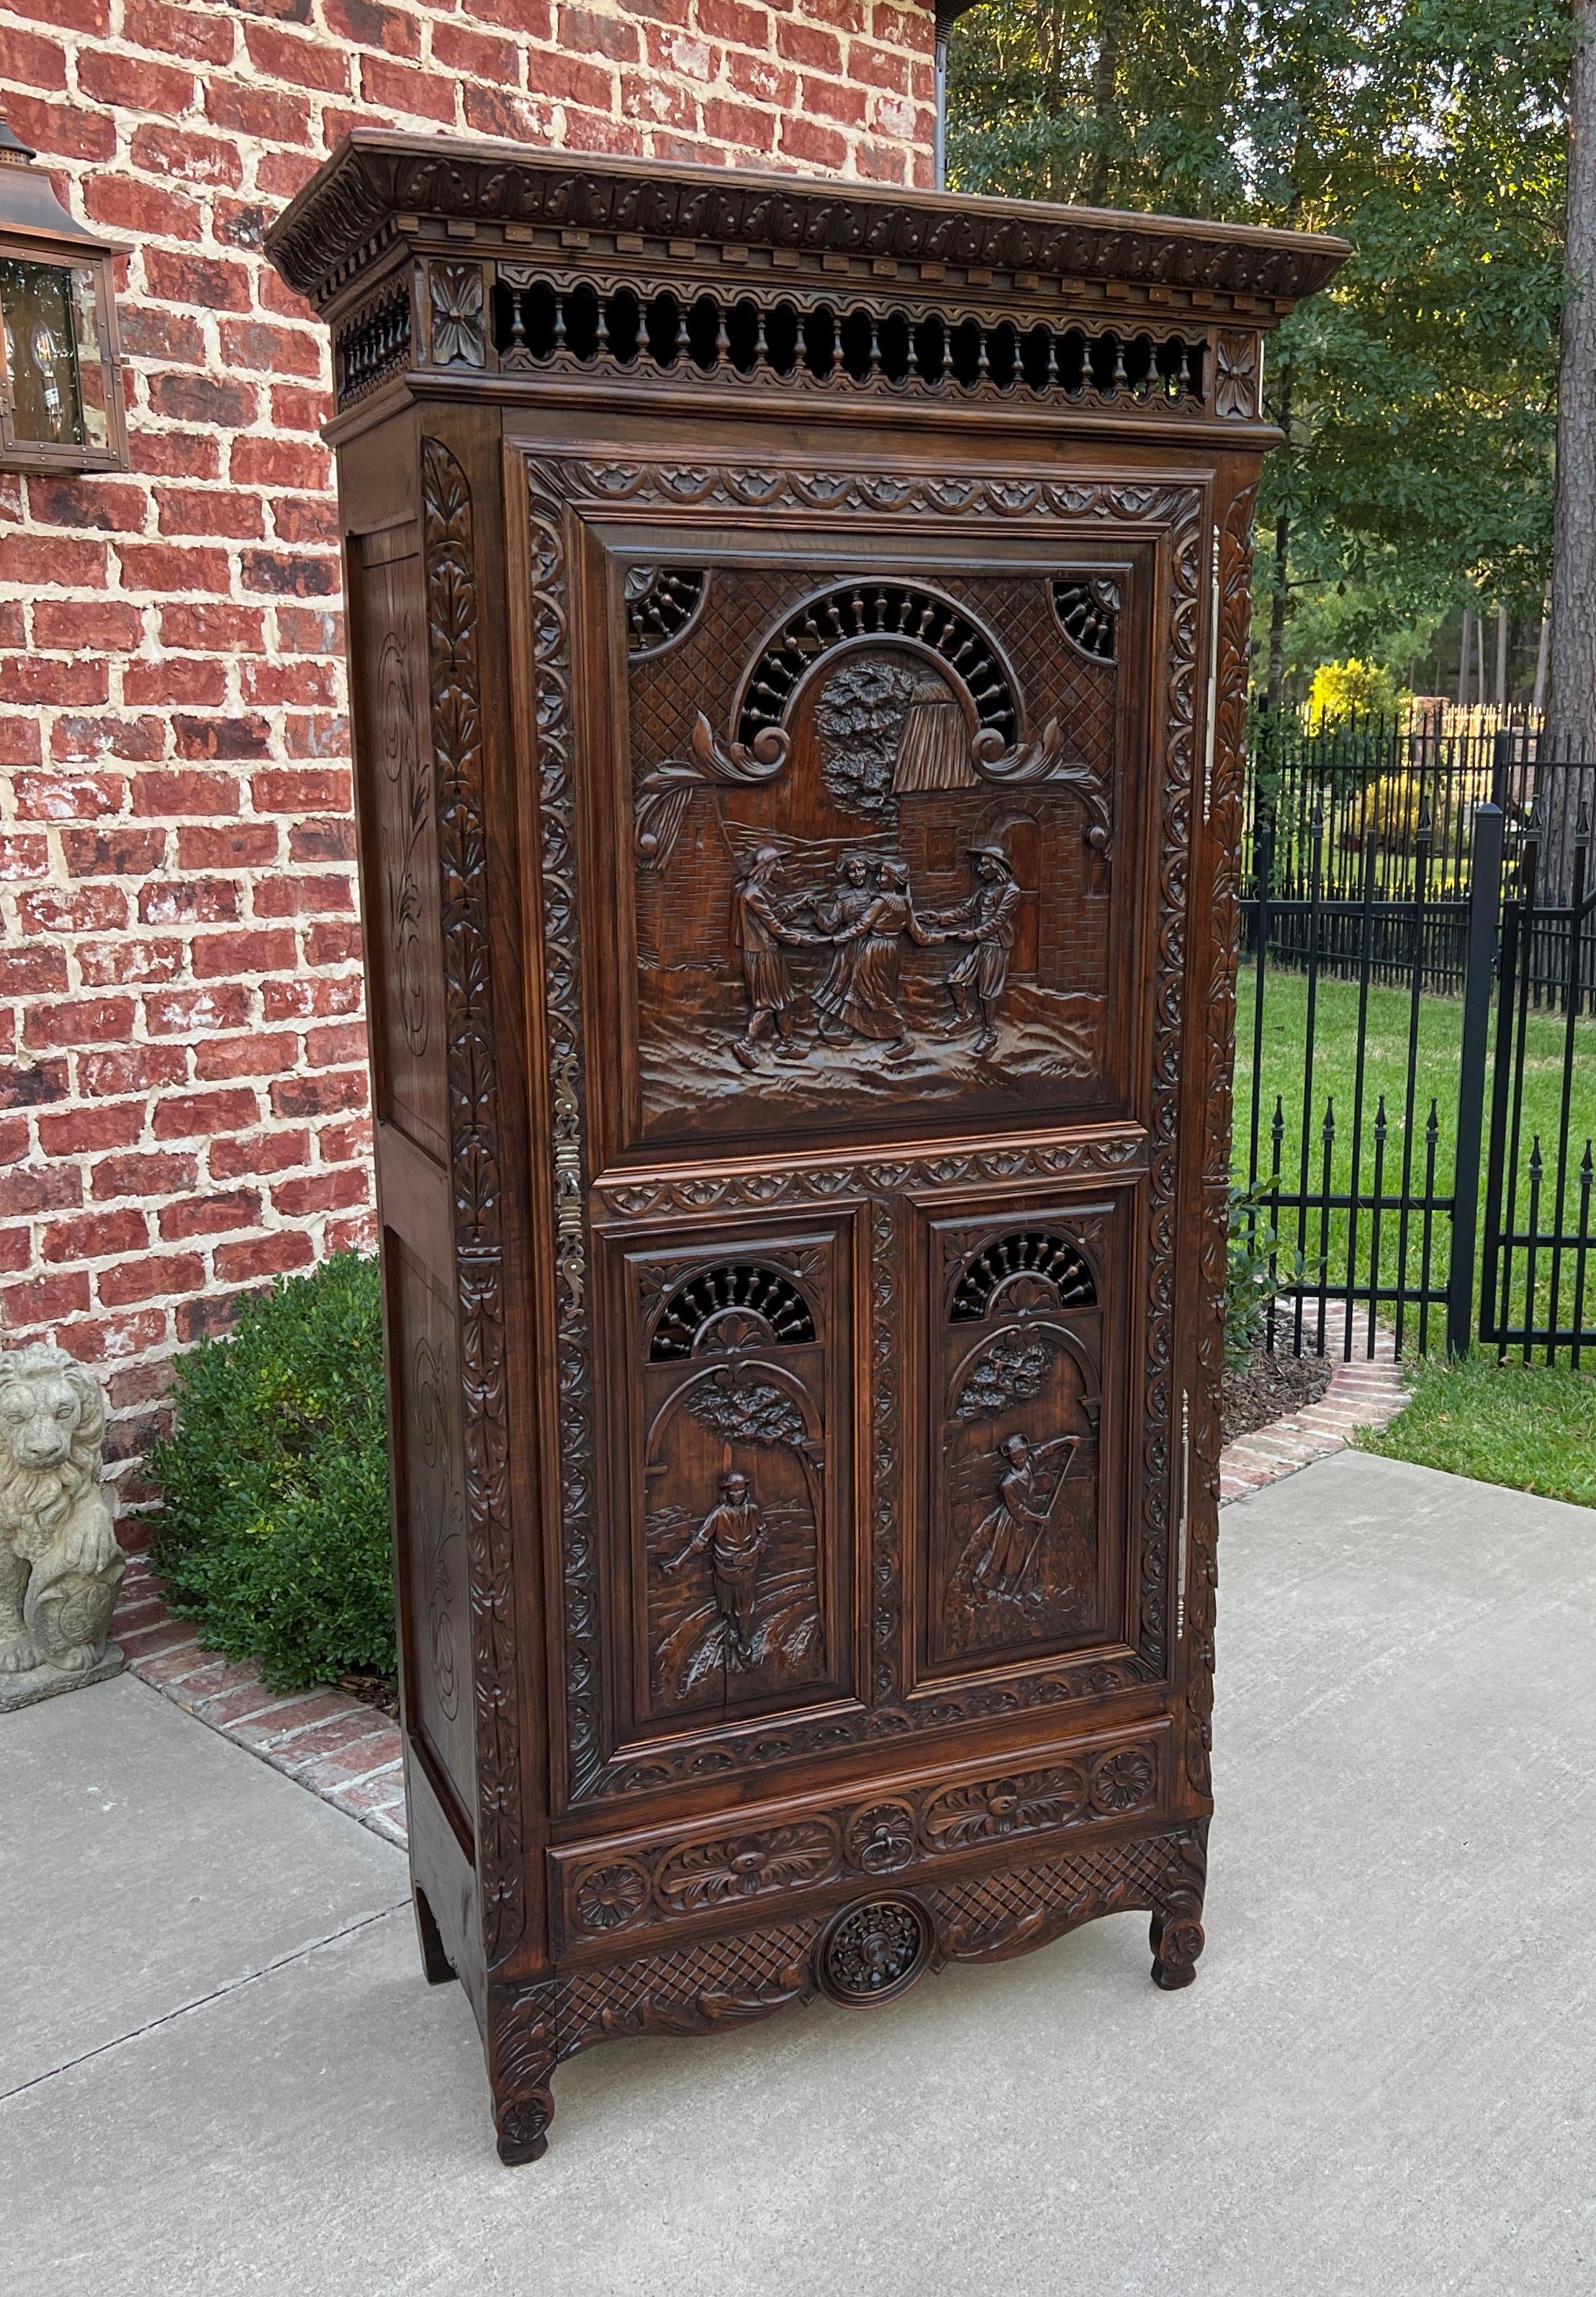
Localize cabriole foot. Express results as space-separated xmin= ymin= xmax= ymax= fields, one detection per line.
xmin=495 ymin=2091 xmax=554 ymax=2167
xmin=1149 ymin=1909 xmax=1205 ymax=1990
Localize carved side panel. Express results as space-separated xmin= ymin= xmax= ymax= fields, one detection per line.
xmin=391 ymin=1239 xmax=474 ymax=1826
xmin=923 ymin=1204 xmax=1118 ymax=1676
xmin=351 ymin=529 xmax=446 ymax=1164
xmin=421 ymin=438 xmax=522 ymax=1962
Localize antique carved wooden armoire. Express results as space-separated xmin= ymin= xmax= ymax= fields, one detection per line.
xmin=266 ymin=138 xmax=1344 ymax=2162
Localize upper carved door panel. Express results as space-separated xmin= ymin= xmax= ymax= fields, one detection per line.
xmin=595 ymin=531 xmax=1145 ymax=1159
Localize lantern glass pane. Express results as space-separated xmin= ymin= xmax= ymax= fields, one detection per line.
xmin=0 ymin=256 xmax=109 ymax=449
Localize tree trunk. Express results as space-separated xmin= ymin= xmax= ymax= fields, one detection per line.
xmin=1085 ymin=0 xmax=1125 ymax=206
xmin=1495 ymin=603 xmax=1508 ymax=708
xmin=1546 ymin=0 xmax=1596 ymax=901
xmin=1533 ymin=590 xmax=1551 ymax=713
xmin=1457 ymin=605 xmax=1472 ymax=709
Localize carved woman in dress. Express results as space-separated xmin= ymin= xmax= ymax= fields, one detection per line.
xmin=960 ymin=1431 xmax=1076 ymax=1603
xmin=828 ymin=859 xmax=941 ymax=1057
xmin=811 ymin=852 xmax=877 ymax=1043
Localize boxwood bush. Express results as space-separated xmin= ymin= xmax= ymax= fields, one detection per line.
xmin=148 ymin=1250 xmax=395 ymax=1692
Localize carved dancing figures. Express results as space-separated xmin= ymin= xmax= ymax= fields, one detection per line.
xmin=731 ymin=846 xmax=820 ymax=1070
xmin=931 ymin=846 xmax=1022 ymax=1056
xmin=811 ymin=852 xmax=875 ymax=1041
xmin=664 ymin=1469 xmax=768 ymax=1662
xmin=725 ymin=841 xmax=1031 ymax=1070
xmin=824 ymin=858 xmax=942 ymax=1057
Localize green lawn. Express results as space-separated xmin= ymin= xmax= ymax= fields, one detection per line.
xmin=1232 ymin=965 xmax=1596 ymax=1345
xmin=1357 ymin=1350 xmax=1596 ymax=1507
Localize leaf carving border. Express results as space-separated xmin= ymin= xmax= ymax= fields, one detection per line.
xmin=520 ymin=454 xmax=1204 ymax=1805
xmin=555 ymin=1730 xmax=1163 ymax=1946
xmin=421 ymin=437 xmax=521 ymax=1962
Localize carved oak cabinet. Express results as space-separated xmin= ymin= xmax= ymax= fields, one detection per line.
xmin=267 ymin=138 xmax=1344 ymax=2162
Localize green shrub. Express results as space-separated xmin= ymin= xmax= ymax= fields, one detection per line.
xmin=148 ymin=1251 xmax=394 ymax=1692
xmin=1225 ymin=1183 xmax=1317 ymax=1371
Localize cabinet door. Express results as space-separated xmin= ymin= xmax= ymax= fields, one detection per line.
xmin=522 ymin=456 xmax=1201 ymax=1807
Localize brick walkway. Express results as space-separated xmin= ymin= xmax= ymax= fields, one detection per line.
xmin=109 ymin=1551 xmax=406 ymax=1847
xmin=109 ymin=1316 xmax=1410 ymax=1856
xmin=1218 ymin=1304 xmax=1410 ymax=1505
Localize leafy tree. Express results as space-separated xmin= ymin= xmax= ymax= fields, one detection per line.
xmin=1305 ymin=656 xmax=1410 ymax=722
xmin=947 ymin=0 xmax=1574 ymax=700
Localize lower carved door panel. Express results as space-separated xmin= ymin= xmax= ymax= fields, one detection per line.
xmin=919 ymin=1190 xmax=1129 ymax=1683
xmin=600 ymin=1212 xmax=859 ymax=1750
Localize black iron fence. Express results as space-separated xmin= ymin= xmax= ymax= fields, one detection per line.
xmin=1237 ymin=709 xmax=1596 ymax=1365
xmin=1243 ymin=706 xmax=1596 ymax=998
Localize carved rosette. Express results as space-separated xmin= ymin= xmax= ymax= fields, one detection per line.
xmin=1213 ymin=332 xmax=1260 ymax=419
xmin=817 ymin=1895 xmax=933 ymax=2005
xmin=421 ymin=438 xmax=520 ymax=1965
xmin=428 ymin=259 xmax=486 ymax=369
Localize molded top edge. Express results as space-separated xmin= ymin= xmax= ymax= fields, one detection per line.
xmin=266 ymin=130 xmax=1351 ymax=312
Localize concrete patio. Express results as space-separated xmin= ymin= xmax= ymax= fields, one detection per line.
xmin=5 ymin=1449 xmax=1593 ymax=2296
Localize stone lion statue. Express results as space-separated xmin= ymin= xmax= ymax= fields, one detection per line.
xmin=0 ymin=1343 xmax=125 ymax=1684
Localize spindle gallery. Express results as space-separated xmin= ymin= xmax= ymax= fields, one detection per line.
xmin=266 ymin=135 xmax=1346 ymax=2162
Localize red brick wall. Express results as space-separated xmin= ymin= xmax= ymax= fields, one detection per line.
xmin=0 ymin=0 xmax=937 ymax=1489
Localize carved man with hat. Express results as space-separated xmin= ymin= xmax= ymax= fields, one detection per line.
xmin=931 ymin=844 xmax=1022 ymax=1056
